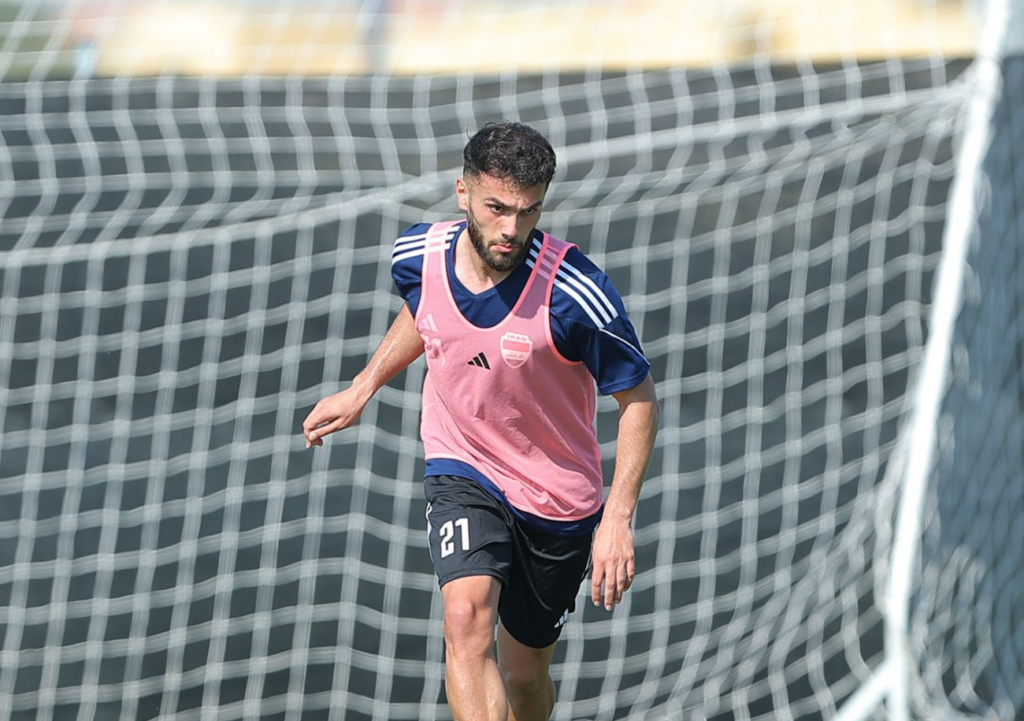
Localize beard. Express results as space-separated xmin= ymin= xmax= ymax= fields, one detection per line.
xmin=466 ymin=212 xmax=530 ymax=272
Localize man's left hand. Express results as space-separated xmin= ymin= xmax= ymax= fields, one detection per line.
xmin=590 ymin=517 xmax=636 ymax=611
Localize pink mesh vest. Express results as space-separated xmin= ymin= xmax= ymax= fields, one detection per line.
xmin=415 ymin=220 xmax=604 ymax=521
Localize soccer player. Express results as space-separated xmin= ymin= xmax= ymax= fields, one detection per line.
xmin=303 ymin=121 xmax=659 ymax=721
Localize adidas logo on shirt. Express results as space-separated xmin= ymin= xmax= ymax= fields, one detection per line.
xmin=467 ymin=352 xmax=491 ymax=369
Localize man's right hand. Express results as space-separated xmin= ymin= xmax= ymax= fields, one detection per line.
xmin=302 ymin=386 xmax=371 ymax=448
xmin=301 ymin=305 xmax=424 ymax=450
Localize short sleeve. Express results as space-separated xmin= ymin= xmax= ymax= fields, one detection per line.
xmin=548 ymin=248 xmax=650 ymax=395
xmin=391 ymin=222 xmax=432 ymax=315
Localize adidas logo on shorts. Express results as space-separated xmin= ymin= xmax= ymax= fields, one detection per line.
xmin=553 ymin=609 xmax=569 ymax=629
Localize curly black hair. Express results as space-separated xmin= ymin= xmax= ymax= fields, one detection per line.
xmin=463 ymin=121 xmax=556 ymax=188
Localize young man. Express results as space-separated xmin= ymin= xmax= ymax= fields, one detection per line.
xmin=303 ymin=122 xmax=659 ymax=721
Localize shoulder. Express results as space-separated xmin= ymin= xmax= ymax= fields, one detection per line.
xmin=391 ymin=223 xmax=439 ymax=307
xmin=535 ymin=239 xmax=650 ymax=393
xmin=392 ymin=221 xmax=462 ymax=266
xmin=391 ymin=222 xmax=434 ymax=266
xmin=540 ymin=242 xmax=627 ymax=329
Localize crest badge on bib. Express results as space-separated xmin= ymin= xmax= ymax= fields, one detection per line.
xmin=500 ymin=332 xmax=532 ymax=368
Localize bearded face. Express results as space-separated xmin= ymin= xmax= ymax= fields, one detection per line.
xmin=465 ymin=206 xmax=532 ymax=272
xmin=457 ymin=173 xmax=547 ymax=275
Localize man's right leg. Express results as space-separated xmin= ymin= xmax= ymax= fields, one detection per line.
xmin=442 ymin=575 xmax=507 ymax=721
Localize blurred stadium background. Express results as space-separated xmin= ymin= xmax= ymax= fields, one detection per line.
xmin=0 ymin=1 xmax=1022 ymax=720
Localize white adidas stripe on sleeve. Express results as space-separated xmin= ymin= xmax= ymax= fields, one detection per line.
xmin=391 ymin=227 xmax=457 ymax=265
xmin=393 ymin=234 xmax=428 ymax=251
xmin=392 ymin=242 xmax=451 ymax=266
xmin=555 ymin=267 xmax=615 ymax=325
xmin=527 ymin=242 xmax=619 ymax=328
xmin=558 ymin=259 xmax=619 ymax=319
xmin=530 ymin=256 xmax=606 ymax=327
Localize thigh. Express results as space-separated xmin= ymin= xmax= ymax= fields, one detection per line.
xmin=442 ymin=576 xmax=503 ymax=652
xmin=496 ymin=621 xmax=557 ymax=682
xmin=498 ymin=524 xmax=593 ymax=649
xmin=424 ymin=474 xmax=513 ymax=588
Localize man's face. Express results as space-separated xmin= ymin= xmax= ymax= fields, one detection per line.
xmin=456 ymin=173 xmax=547 ymax=273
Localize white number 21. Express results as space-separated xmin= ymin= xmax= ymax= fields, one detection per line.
xmin=439 ymin=518 xmax=470 ymax=558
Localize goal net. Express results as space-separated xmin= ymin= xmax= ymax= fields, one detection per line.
xmin=0 ymin=1 xmax=1020 ymax=720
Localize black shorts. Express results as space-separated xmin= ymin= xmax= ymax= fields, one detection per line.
xmin=423 ymin=474 xmax=594 ymax=649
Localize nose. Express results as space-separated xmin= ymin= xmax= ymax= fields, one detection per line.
xmin=501 ymin=214 xmax=519 ymax=240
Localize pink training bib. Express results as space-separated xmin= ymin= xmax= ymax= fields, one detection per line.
xmin=415 ymin=221 xmax=604 ymax=521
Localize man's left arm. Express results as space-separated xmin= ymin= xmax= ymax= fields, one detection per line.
xmin=591 ymin=373 xmax=660 ymax=610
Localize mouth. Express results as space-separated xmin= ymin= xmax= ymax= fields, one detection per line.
xmin=492 ymin=242 xmax=518 ymax=253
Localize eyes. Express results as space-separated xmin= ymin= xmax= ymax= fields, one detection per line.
xmin=487 ymin=204 xmax=539 ymax=216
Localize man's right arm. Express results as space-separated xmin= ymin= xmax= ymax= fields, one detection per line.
xmin=302 ymin=304 xmax=423 ymax=448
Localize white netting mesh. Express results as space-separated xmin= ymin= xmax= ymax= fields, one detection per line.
xmin=0 ymin=2 xmax=1020 ymax=721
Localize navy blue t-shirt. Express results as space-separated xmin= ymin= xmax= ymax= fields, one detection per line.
xmin=392 ymin=221 xmax=650 ymax=534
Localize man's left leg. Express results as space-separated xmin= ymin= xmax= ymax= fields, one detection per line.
xmin=496 ymin=514 xmax=595 ymax=721
xmin=496 ymin=622 xmax=557 ymax=721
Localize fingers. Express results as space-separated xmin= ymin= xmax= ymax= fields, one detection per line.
xmin=591 ymin=558 xmax=636 ymax=611
xmin=613 ymin=566 xmax=627 ymax=606
xmin=592 ymin=554 xmax=636 ymax=610
xmin=603 ymin=569 xmax=619 ymax=611
xmin=306 ymin=417 xmax=347 ymax=446
xmin=302 ymin=395 xmax=351 ymax=449
xmin=302 ymin=405 xmax=326 ymax=439
xmin=302 ymin=390 xmax=367 ymax=448
xmin=302 ymin=411 xmax=322 ymax=449
xmin=591 ymin=568 xmax=604 ymax=608
xmin=304 ymin=417 xmax=344 ymax=448
xmin=590 ymin=562 xmax=620 ymax=611
xmin=302 ymin=406 xmax=337 ymax=449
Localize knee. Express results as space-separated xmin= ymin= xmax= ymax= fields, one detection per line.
xmin=444 ymin=595 xmax=493 ymax=633
xmin=443 ymin=597 xmax=496 ymax=654
xmin=501 ymin=664 xmax=550 ymax=699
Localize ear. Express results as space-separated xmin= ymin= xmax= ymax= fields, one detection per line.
xmin=455 ymin=177 xmax=469 ymax=212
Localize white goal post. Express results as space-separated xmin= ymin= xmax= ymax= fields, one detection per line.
xmin=0 ymin=2 xmax=1021 ymax=720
